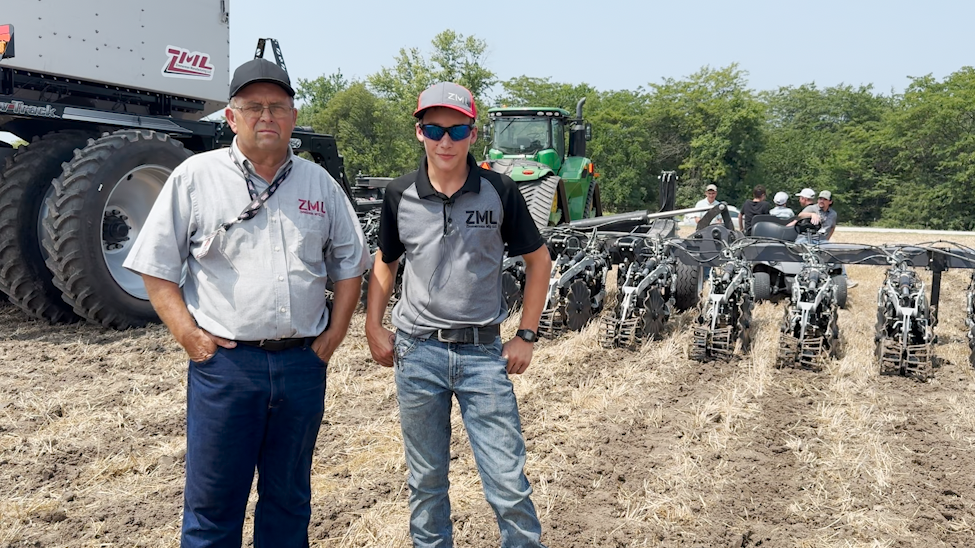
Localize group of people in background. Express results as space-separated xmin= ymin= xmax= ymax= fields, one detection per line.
xmin=692 ymin=183 xmax=837 ymax=243
xmin=692 ymin=183 xmax=855 ymax=287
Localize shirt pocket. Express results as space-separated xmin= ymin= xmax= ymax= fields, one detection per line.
xmin=293 ymin=213 xmax=331 ymax=274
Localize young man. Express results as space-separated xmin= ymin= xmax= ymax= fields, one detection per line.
xmin=769 ymin=191 xmax=794 ymax=219
xmin=124 ymin=58 xmax=369 ymax=547
xmin=792 ymin=189 xmax=837 ymax=245
xmin=365 ymin=82 xmax=552 ymax=547
xmin=738 ymin=184 xmax=771 ymax=233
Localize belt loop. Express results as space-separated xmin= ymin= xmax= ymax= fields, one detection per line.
xmin=473 ymin=327 xmax=479 ymax=346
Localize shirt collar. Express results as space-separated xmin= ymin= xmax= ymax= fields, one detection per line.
xmin=230 ymin=136 xmax=295 ymax=182
xmin=414 ymin=153 xmax=481 ymax=199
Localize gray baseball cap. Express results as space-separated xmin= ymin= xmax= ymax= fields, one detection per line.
xmin=414 ymin=82 xmax=476 ymax=119
xmin=229 ymin=58 xmax=295 ymax=99
xmin=795 ymin=188 xmax=816 ymax=199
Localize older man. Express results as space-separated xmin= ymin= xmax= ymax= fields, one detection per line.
xmin=124 ymin=58 xmax=368 ymax=547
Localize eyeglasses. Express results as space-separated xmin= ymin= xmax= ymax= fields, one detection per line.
xmin=419 ymin=124 xmax=474 ymax=142
xmin=233 ymin=103 xmax=293 ymax=119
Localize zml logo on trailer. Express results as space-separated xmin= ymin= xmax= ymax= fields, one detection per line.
xmin=162 ymin=45 xmax=215 ymax=80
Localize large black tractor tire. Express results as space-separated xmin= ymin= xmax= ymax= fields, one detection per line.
xmin=583 ymin=180 xmax=602 ymax=219
xmin=673 ymin=262 xmax=702 ymax=312
xmin=43 ymin=130 xmax=192 ymax=329
xmin=753 ymin=272 xmax=772 ymax=302
xmin=0 ymin=131 xmax=94 ymax=322
xmin=519 ymin=174 xmax=561 ymax=230
xmin=833 ymin=275 xmax=848 ymax=309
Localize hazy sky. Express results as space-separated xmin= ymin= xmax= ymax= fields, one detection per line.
xmin=229 ymin=0 xmax=973 ymax=100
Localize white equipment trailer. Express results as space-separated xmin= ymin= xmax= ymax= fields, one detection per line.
xmin=0 ymin=1 xmax=356 ymax=329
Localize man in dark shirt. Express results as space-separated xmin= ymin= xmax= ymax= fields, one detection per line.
xmin=739 ymin=184 xmax=771 ymax=233
xmin=365 ymin=82 xmax=552 ymax=547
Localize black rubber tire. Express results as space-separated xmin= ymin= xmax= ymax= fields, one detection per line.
xmin=519 ymin=174 xmax=560 ymax=230
xmin=583 ymin=180 xmax=601 ymax=219
xmin=833 ymin=275 xmax=848 ymax=309
xmin=674 ymin=262 xmax=701 ymax=312
xmin=0 ymin=131 xmax=94 ymax=322
xmin=43 ymin=130 xmax=192 ymax=329
xmin=753 ymin=272 xmax=772 ymax=302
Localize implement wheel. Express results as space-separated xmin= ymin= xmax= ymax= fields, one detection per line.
xmin=43 ymin=130 xmax=192 ymax=328
xmin=0 ymin=131 xmax=93 ymax=322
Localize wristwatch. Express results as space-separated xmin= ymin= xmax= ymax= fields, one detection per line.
xmin=515 ymin=329 xmax=538 ymax=343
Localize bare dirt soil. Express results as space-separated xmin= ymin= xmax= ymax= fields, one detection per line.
xmin=3 ymin=233 xmax=975 ymax=547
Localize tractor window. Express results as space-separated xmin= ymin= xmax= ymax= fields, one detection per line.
xmin=551 ymin=118 xmax=565 ymax=158
xmin=492 ymin=117 xmax=552 ymax=155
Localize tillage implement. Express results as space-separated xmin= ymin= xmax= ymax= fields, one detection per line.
xmin=689 ymin=240 xmax=756 ymax=362
xmin=599 ymin=235 xmax=679 ymax=349
xmin=776 ymin=248 xmax=841 ymax=371
xmin=875 ymin=250 xmax=936 ymax=379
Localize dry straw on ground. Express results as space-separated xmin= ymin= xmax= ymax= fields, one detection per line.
xmin=2 ymin=232 xmax=975 ymax=547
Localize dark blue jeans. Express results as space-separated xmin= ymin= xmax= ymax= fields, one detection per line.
xmin=181 ymin=344 xmax=326 ymax=548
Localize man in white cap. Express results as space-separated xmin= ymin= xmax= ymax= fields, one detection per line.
xmin=770 ymin=191 xmax=794 ymax=220
xmin=690 ymin=183 xmax=719 ymax=225
xmin=793 ymin=189 xmax=837 ymax=244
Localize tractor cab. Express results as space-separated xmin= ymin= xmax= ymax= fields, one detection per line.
xmin=485 ymin=108 xmax=569 ymax=173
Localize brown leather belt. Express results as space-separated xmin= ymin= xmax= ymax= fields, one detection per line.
xmin=236 ymin=337 xmax=315 ymax=352
xmin=434 ymin=324 xmax=500 ymax=344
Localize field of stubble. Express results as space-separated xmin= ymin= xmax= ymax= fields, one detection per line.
xmin=2 ymin=232 xmax=975 ymax=547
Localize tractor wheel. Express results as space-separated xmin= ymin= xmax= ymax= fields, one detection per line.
xmin=753 ymin=272 xmax=772 ymax=302
xmin=833 ymin=275 xmax=848 ymax=309
xmin=583 ymin=180 xmax=602 ymax=219
xmin=673 ymin=261 xmax=701 ymax=312
xmin=518 ymin=174 xmax=561 ymax=230
xmin=43 ymin=130 xmax=192 ymax=329
xmin=0 ymin=131 xmax=94 ymax=322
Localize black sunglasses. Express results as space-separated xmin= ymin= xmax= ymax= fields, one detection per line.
xmin=419 ymin=124 xmax=474 ymax=141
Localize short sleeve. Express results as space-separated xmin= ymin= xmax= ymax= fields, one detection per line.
xmin=122 ymin=167 xmax=195 ymax=283
xmin=323 ymin=173 xmax=370 ymax=281
xmin=489 ymin=172 xmax=544 ymax=256
xmin=378 ymin=181 xmax=407 ymax=263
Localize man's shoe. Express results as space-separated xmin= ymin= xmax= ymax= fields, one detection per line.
xmin=847 ymin=279 xmax=858 ymax=288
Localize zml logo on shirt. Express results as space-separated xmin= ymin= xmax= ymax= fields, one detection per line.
xmin=299 ymin=199 xmax=326 ymax=217
xmin=466 ymin=210 xmax=498 ymax=228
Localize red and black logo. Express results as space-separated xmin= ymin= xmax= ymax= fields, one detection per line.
xmin=162 ymin=45 xmax=214 ymax=80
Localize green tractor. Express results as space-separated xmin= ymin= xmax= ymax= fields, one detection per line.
xmin=482 ymin=98 xmax=601 ymax=229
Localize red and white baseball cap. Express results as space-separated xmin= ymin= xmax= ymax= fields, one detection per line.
xmin=414 ymin=82 xmax=476 ymax=119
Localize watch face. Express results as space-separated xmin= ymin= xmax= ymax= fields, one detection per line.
xmin=518 ymin=329 xmax=537 ymax=342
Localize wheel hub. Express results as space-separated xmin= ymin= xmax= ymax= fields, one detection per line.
xmin=102 ymin=209 xmax=131 ymax=250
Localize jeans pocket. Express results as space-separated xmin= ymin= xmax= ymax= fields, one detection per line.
xmin=305 ymin=346 xmax=328 ymax=367
xmin=394 ymin=332 xmax=419 ymax=369
xmin=189 ymin=347 xmax=221 ymax=366
xmin=477 ymin=338 xmax=506 ymax=361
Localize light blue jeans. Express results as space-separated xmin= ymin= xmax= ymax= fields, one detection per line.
xmin=393 ymin=331 xmax=546 ymax=548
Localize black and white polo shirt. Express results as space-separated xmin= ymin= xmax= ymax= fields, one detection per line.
xmin=379 ymin=154 xmax=544 ymax=337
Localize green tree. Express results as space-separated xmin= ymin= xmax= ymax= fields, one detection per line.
xmin=757 ymin=83 xmax=890 ymax=224
xmin=876 ymin=68 xmax=975 ymax=229
xmin=369 ymin=30 xmax=497 ymax=111
xmin=295 ymin=70 xmax=349 ymax=126
xmin=306 ymin=83 xmax=417 ymax=178
xmin=646 ymin=65 xmax=765 ymax=208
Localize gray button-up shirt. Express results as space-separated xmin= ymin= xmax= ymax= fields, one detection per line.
xmin=123 ymin=139 xmax=368 ymax=340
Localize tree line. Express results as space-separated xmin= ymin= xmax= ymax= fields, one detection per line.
xmin=297 ymin=30 xmax=975 ymax=230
